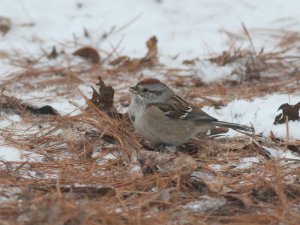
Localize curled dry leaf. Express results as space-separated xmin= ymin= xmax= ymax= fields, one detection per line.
xmin=73 ymin=46 xmax=101 ymax=64
xmin=89 ymin=77 xmax=119 ymax=117
xmin=109 ymin=36 xmax=158 ymax=71
xmin=48 ymin=46 xmax=58 ymax=59
xmin=143 ymin=35 xmax=158 ymax=64
xmin=274 ymin=102 xmax=300 ymax=124
xmin=0 ymin=16 xmax=12 ymax=35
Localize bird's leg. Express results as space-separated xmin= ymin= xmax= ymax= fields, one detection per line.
xmin=152 ymin=144 xmax=177 ymax=153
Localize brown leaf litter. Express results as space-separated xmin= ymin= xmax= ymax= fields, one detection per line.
xmin=47 ymin=46 xmax=59 ymax=59
xmin=109 ymin=36 xmax=158 ymax=72
xmin=0 ymin=94 xmax=58 ymax=115
xmin=274 ymin=102 xmax=300 ymax=124
xmin=0 ymin=32 xmax=299 ymax=225
xmin=89 ymin=76 xmax=120 ymax=117
xmin=0 ymin=16 xmax=11 ymax=35
xmin=73 ymin=46 xmax=101 ymax=64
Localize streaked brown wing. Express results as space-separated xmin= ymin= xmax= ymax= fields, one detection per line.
xmin=148 ymin=95 xmax=217 ymax=122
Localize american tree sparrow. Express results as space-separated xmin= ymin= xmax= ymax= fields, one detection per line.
xmin=128 ymin=78 xmax=254 ymax=146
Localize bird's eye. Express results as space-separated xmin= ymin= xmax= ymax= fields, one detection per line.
xmin=142 ymin=88 xmax=149 ymax=93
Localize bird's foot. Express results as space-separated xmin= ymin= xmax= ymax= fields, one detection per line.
xmin=152 ymin=144 xmax=177 ymax=153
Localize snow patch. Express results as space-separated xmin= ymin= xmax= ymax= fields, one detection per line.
xmin=184 ymin=195 xmax=227 ymax=212
xmin=235 ymin=157 xmax=260 ymax=169
xmin=0 ymin=146 xmax=43 ymax=162
xmin=204 ymin=94 xmax=300 ymax=140
xmin=263 ymin=146 xmax=300 ymax=160
xmin=193 ymin=60 xmax=234 ymax=83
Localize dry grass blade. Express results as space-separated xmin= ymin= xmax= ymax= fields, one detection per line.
xmin=0 ymin=32 xmax=299 ymax=225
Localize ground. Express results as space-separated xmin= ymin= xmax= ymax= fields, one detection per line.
xmin=0 ymin=1 xmax=299 ymax=225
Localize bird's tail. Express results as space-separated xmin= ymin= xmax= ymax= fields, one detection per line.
xmin=212 ymin=121 xmax=254 ymax=133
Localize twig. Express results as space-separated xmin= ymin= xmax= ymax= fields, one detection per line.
xmin=285 ymin=115 xmax=289 ymax=150
xmin=241 ymin=22 xmax=256 ymax=54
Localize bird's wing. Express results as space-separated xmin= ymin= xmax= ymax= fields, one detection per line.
xmin=147 ymin=95 xmax=217 ymax=121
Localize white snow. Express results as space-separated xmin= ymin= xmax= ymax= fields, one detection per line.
xmin=208 ymin=151 xmax=298 ymax=171
xmin=235 ymin=157 xmax=260 ymax=169
xmin=0 ymin=114 xmax=21 ymax=127
xmin=0 ymin=0 xmax=299 ymax=162
xmin=263 ymin=146 xmax=300 ymax=160
xmin=93 ymin=152 xmax=118 ymax=166
xmin=189 ymin=54 xmax=268 ymax=83
xmin=0 ymin=146 xmax=43 ymax=162
xmin=203 ymin=94 xmax=300 ymax=140
xmin=191 ymin=60 xmax=236 ymax=83
xmin=208 ymin=164 xmax=222 ymax=171
xmin=191 ymin=171 xmax=215 ymax=180
xmin=1 ymin=0 xmax=300 ymax=65
xmin=184 ymin=195 xmax=227 ymax=212
xmin=0 ymin=186 xmax=20 ymax=203
xmin=208 ymin=157 xmax=261 ymax=171
xmin=129 ymin=164 xmax=143 ymax=175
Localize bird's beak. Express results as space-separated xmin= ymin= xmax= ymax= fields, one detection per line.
xmin=129 ymin=86 xmax=138 ymax=94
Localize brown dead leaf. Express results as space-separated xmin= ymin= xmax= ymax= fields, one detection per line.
xmin=73 ymin=46 xmax=100 ymax=64
xmin=0 ymin=50 xmax=8 ymax=59
xmin=142 ymin=36 xmax=158 ymax=64
xmin=89 ymin=77 xmax=119 ymax=116
xmin=273 ymin=102 xmax=300 ymax=124
xmin=287 ymin=144 xmax=300 ymax=155
xmin=270 ymin=131 xmax=277 ymax=141
xmin=48 ymin=46 xmax=58 ymax=59
xmin=109 ymin=36 xmax=158 ymax=72
xmin=0 ymin=16 xmax=11 ymax=35
xmin=182 ymin=59 xmax=197 ymax=65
